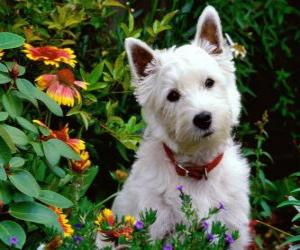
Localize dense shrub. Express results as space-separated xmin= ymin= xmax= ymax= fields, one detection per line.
xmin=0 ymin=0 xmax=299 ymax=249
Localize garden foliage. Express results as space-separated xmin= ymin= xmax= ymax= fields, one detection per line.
xmin=0 ymin=0 xmax=299 ymax=249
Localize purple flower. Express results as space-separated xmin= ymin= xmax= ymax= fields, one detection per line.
xmin=207 ymin=233 xmax=215 ymax=242
xmin=163 ymin=243 xmax=173 ymax=250
xmin=201 ymin=220 xmax=209 ymax=231
xmin=218 ymin=202 xmax=225 ymax=210
xmin=74 ymin=223 xmax=83 ymax=230
xmin=176 ymin=185 xmax=183 ymax=191
xmin=9 ymin=236 xmax=18 ymax=246
xmin=73 ymin=235 xmax=83 ymax=245
xmin=225 ymin=233 xmax=234 ymax=245
xmin=135 ymin=220 xmax=144 ymax=230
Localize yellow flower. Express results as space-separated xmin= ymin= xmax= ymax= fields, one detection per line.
xmin=124 ymin=215 xmax=136 ymax=226
xmin=49 ymin=207 xmax=74 ymax=237
xmin=0 ymin=50 xmax=4 ymax=60
xmin=71 ymin=150 xmax=91 ymax=173
xmin=23 ymin=43 xmax=76 ymax=67
xmin=35 ymin=68 xmax=87 ymax=107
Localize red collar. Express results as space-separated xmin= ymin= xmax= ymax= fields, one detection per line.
xmin=163 ymin=143 xmax=223 ymax=180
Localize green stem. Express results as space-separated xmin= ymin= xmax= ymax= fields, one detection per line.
xmin=256 ymin=219 xmax=294 ymax=237
xmin=95 ymin=192 xmax=118 ymax=208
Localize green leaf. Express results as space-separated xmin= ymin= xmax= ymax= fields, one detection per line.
xmin=35 ymin=89 xmax=63 ymax=117
xmin=0 ymin=130 xmax=14 ymax=158
xmin=0 ymin=112 xmax=8 ymax=121
xmin=0 ymin=165 xmax=6 ymax=180
xmin=30 ymin=142 xmax=44 ymax=157
xmin=9 ymin=170 xmax=40 ymax=197
xmin=2 ymin=125 xmax=29 ymax=146
xmin=9 ymin=157 xmax=25 ymax=169
xmin=0 ymin=181 xmax=12 ymax=204
xmin=0 ymin=72 xmax=11 ymax=84
xmin=9 ymin=201 xmax=58 ymax=224
xmin=0 ymin=32 xmax=25 ymax=49
xmin=16 ymin=116 xmax=38 ymax=134
xmin=13 ymin=193 xmax=34 ymax=203
xmin=38 ymin=190 xmax=73 ymax=208
xmin=88 ymin=62 xmax=104 ymax=84
xmin=50 ymin=139 xmax=80 ymax=160
xmin=16 ymin=78 xmax=63 ymax=117
xmin=42 ymin=140 xmax=60 ymax=166
xmin=2 ymin=93 xmax=23 ymax=119
xmin=0 ymin=220 xmax=26 ymax=249
xmin=80 ymin=166 xmax=99 ymax=197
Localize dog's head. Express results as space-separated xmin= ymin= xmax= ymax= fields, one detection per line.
xmin=125 ymin=6 xmax=241 ymax=150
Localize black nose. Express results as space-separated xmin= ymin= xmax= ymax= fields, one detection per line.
xmin=193 ymin=112 xmax=212 ymax=130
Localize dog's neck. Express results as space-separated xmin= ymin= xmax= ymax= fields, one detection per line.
xmin=145 ymin=125 xmax=231 ymax=165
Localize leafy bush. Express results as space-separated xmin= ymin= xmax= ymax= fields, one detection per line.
xmin=0 ymin=0 xmax=299 ymax=249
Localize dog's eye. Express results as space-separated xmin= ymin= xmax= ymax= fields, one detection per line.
xmin=205 ymin=78 xmax=215 ymax=88
xmin=167 ymin=89 xmax=180 ymax=102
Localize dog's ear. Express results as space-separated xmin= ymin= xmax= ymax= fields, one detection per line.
xmin=125 ymin=38 xmax=156 ymax=79
xmin=194 ymin=6 xmax=223 ymax=54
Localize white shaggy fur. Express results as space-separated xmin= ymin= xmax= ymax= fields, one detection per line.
xmin=97 ymin=6 xmax=250 ymax=249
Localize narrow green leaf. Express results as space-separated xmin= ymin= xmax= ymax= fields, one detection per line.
xmin=9 ymin=170 xmax=40 ymax=197
xmin=38 ymin=190 xmax=73 ymax=208
xmin=0 ymin=220 xmax=26 ymax=249
xmin=278 ymin=200 xmax=300 ymax=208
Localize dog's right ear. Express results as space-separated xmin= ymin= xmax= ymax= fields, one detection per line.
xmin=125 ymin=38 xmax=156 ymax=79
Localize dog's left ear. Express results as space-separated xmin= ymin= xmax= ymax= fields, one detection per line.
xmin=194 ymin=6 xmax=223 ymax=54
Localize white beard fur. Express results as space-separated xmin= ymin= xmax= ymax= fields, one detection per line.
xmin=96 ymin=5 xmax=251 ymax=250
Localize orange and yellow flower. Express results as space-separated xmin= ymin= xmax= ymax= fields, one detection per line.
xmin=23 ymin=44 xmax=76 ymax=67
xmin=33 ymin=120 xmax=85 ymax=153
xmin=0 ymin=50 xmax=4 ymax=60
xmin=71 ymin=150 xmax=91 ymax=173
xmin=95 ymin=209 xmax=136 ymax=241
xmin=50 ymin=206 xmax=74 ymax=237
xmin=95 ymin=208 xmax=115 ymax=227
xmin=36 ymin=68 xmax=87 ymax=107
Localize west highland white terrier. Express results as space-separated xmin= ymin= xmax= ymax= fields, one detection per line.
xmin=97 ymin=5 xmax=250 ymax=249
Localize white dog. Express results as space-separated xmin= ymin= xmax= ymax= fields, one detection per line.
xmin=97 ymin=5 xmax=250 ymax=249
